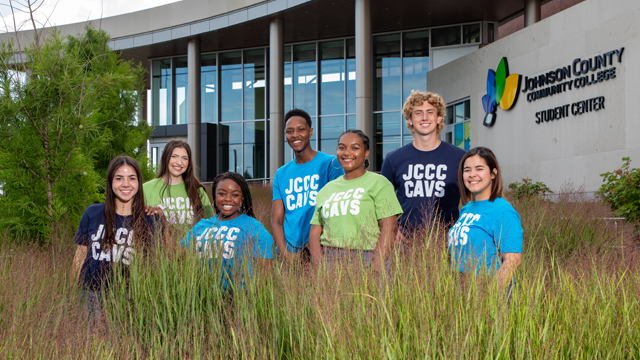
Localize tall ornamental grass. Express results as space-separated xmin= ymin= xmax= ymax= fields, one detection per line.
xmin=0 ymin=188 xmax=638 ymax=358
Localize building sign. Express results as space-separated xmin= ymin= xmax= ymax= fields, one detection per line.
xmin=482 ymin=47 xmax=624 ymax=127
xmin=482 ymin=57 xmax=522 ymax=127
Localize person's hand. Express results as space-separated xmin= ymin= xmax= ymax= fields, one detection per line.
xmin=145 ymin=205 xmax=164 ymax=217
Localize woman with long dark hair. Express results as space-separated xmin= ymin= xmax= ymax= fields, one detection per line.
xmin=144 ymin=139 xmax=214 ymax=232
xmin=71 ymin=156 xmax=161 ymax=321
xmin=447 ymin=147 xmax=523 ymax=288
xmin=308 ymin=130 xmax=403 ymax=272
xmin=181 ymin=172 xmax=273 ymax=291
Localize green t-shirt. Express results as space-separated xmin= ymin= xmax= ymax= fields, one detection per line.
xmin=310 ymin=171 xmax=403 ymax=251
xmin=143 ymin=178 xmax=214 ymax=226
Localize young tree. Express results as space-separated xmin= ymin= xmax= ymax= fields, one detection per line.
xmin=0 ymin=21 xmax=149 ymax=244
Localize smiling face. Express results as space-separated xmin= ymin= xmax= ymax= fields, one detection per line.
xmin=112 ymin=164 xmax=139 ymax=207
xmin=285 ymin=116 xmax=313 ymax=153
xmin=215 ymin=178 xmax=244 ymax=220
xmin=168 ymin=146 xmax=189 ymax=180
xmin=407 ymin=101 xmax=443 ymax=137
xmin=337 ymin=132 xmax=369 ymax=177
xmin=463 ymin=155 xmax=496 ymax=202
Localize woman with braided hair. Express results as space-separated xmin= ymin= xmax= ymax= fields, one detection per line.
xmin=180 ymin=172 xmax=273 ymax=291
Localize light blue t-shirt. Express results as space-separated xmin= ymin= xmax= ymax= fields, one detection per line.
xmin=447 ymin=197 xmax=523 ymax=274
xmin=272 ymin=151 xmax=343 ymax=251
xmin=181 ymin=214 xmax=274 ymax=290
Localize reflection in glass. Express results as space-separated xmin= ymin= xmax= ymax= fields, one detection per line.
xmin=201 ymin=54 xmax=217 ymax=124
xmin=293 ymin=44 xmax=316 ymax=115
xmin=346 ymin=39 xmax=356 ymax=114
xmin=175 ymin=57 xmax=188 ymax=125
xmin=432 ymin=26 xmax=461 ymax=47
xmin=244 ymin=121 xmax=265 ymax=179
xmin=152 ymin=59 xmax=171 ymax=126
xmin=219 ymin=122 xmax=243 ymax=174
xmin=220 ymin=51 xmax=242 ymax=122
xmin=284 ymin=141 xmax=293 ymax=164
xmin=320 ymin=139 xmax=338 ymax=156
xmin=455 ymin=103 xmax=464 ymax=123
xmin=376 ymin=136 xmax=401 ymax=171
xmin=284 ymin=46 xmax=292 ymax=112
xmin=446 ymin=131 xmax=453 ymax=144
xmin=346 ymin=114 xmax=355 ymax=130
xmin=463 ymin=24 xmax=481 ymax=44
xmin=244 ymin=49 xmax=265 ymax=120
xmin=375 ymin=112 xmax=402 ymax=137
xmin=375 ymin=34 xmax=401 ymax=111
xmin=320 ymin=41 xmax=345 ymax=115
xmin=403 ymin=31 xmax=430 ymax=100
xmin=320 ymin=115 xmax=344 ymax=142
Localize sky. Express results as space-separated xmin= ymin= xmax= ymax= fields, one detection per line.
xmin=0 ymin=0 xmax=181 ymax=33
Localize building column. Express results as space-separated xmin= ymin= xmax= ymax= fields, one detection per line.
xmin=269 ymin=19 xmax=284 ymax=179
xmin=524 ymin=0 xmax=541 ymax=27
xmin=355 ymin=0 xmax=374 ymax=168
xmin=187 ymin=38 xmax=201 ymax=178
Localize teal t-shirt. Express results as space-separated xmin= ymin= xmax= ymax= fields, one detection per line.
xmin=311 ymin=171 xmax=403 ymax=251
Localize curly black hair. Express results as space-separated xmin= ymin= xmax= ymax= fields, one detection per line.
xmin=211 ymin=172 xmax=255 ymax=218
xmin=284 ymin=108 xmax=312 ymax=128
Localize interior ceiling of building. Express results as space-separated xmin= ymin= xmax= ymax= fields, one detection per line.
xmin=121 ymin=0 xmax=526 ymax=68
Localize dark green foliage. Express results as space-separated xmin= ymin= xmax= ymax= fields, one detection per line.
xmin=597 ymin=157 xmax=640 ymax=232
xmin=507 ymin=178 xmax=553 ymax=200
xmin=0 ymin=26 xmax=148 ymax=244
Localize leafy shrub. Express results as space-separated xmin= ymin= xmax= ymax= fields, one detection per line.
xmin=507 ymin=178 xmax=553 ymax=200
xmin=597 ymin=157 xmax=640 ymax=231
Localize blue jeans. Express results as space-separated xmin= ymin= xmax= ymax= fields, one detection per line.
xmin=322 ymin=247 xmax=391 ymax=275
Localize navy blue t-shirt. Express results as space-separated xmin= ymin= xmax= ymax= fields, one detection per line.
xmin=73 ymin=203 xmax=160 ymax=291
xmin=381 ymin=141 xmax=465 ymax=232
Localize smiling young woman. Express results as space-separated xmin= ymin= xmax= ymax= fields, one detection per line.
xmin=143 ymin=140 xmax=214 ymax=232
xmin=447 ymin=147 xmax=523 ymax=290
xmin=70 ymin=156 xmax=162 ymax=323
xmin=308 ymin=130 xmax=403 ymax=273
xmin=181 ymin=172 xmax=274 ymax=291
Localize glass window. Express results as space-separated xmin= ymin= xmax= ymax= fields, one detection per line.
xmin=293 ymin=43 xmax=317 ymax=115
xmin=152 ymin=59 xmax=171 ymax=126
xmin=201 ymin=54 xmax=217 ymax=124
xmin=463 ymin=121 xmax=470 ymax=150
xmin=375 ymin=34 xmax=401 ymax=111
xmin=346 ymin=114 xmax=355 ymax=130
xmin=455 ymin=123 xmax=464 ymax=148
xmin=284 ymin=141 xmax=293 ymax=164
xmin=445 ymin=105 xmax=454 ymax=125
xmin=403 ymin=30 xmax=430 ymax=101
xmin=320 ymin=41 xmax=345 ymax=115
xmin=244 ymin=49 xmax=266 ymax=120
xmin=284 ymin=46 xmax=292 ymax=112
xmin=376 ymin=112 xmax=402 ymax=138
xmin=174 ymin=57 xmax=188 ymax=125
xmin=244 ymin=121 xmax=265 ymax=179
xmin=220 ymin=51 xmax=242 ymax=122
xmin=463 ymin=24 xmax=481 ymax=44
xmin=432 ymin=26 xmax=461 ymax=47
xmin=346 ymin=39 xmax=356 ymax=114
xmin=319 ymin=115 xmax=344 ymax=141
xmin=464 ymin=99 xmax=471 ymax=119
xmin=455 ymin=103 xmax=464 ymax=123
xmin=376 ymin=136 xmax=401 ymax=171
xmin=219 ymin=122 xmax=243 ymax=174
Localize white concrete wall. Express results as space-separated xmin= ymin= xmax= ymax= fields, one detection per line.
xmin=427 ymin=0 xmax=640 ymax=193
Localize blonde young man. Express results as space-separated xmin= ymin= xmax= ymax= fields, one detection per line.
xmin=380 ymin=91 xmax=465 ymax=237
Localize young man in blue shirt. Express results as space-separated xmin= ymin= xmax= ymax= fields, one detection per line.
xmin=381 ymin=91 xmax=466 ymax=239
xmin=271 ymin=109 xmax=343 ymax=263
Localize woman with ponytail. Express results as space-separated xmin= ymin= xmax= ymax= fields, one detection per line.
xmin=308 ymin=130 xmax=403 ymax=273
